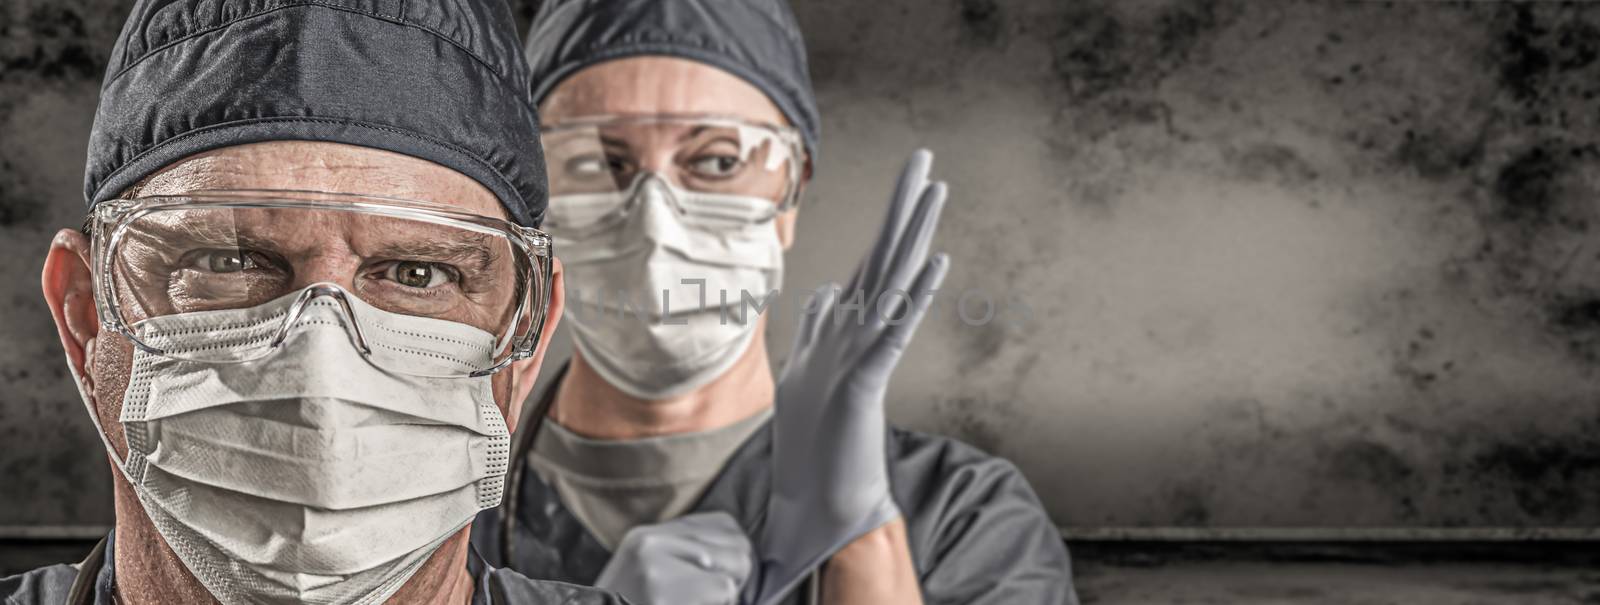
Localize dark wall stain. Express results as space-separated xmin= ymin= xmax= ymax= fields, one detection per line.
xmin=0 ymin=1 xmax=123 ymax=232
xmin=1469 ymin=424 xmax=1600 ymax=521
xmin=955 ymin=321 xmax=1007 ymax=372
xmin=1326 ymin=440 xmax=1415 ymax=486
xmin=0 ymin=158 xmax=39 ymax=229
xmin=1309 ymin=436 xmax=1422 ymax=522
xmin=1494 ymin=143 xmax=1583 ymax=221
xmin=1048 ymin=0 xmax=1235 ymax=139
xmin=1166 ymin=483 xmax=1213 ymax=525
xmin=1471 ymin=138 xmax=1600 ymax=364
xmin=1437 ymin=1 xmax=1600 ymax=369
xmin=1225 ymin=143 xmax=1319 ymax=187
xmin=935 ymin=396 xmax=1006 ymax=455
xmin=0 ymin=4 xmax=105 ymax=84
xmin=1497 ymin=4 xmax=1600 ymax=103
xmin=1553 ymin=297 xmax=1600 ymax=333
xmin=1389 ymin=326 xmax=1453 ymax=393
xmin=1393 ymin=127 xmax=1485 ymax=182
xmin=957 ymin=0 xmax=1002 ymax=47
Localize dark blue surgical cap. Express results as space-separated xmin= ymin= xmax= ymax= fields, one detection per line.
xmin=86 ymin=0 xmax=550 ymax=227
xmin=523 ymin=0 xmax=821 ymax=162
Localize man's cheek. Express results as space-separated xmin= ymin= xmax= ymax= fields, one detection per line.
xmin=491 ymin=372 xmax=518 ymax=427
xmin=90 ymin=333 xmax=135 ymax=458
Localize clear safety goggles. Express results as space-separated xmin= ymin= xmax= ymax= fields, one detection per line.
xmin=540 ymin=115 xmax=805 ymax=234
xmin=90 ymin=190 xmax=553 ymax=377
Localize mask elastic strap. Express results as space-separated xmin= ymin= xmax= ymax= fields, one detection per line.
xmin=65 ymin=345 xmax=132 ymax=480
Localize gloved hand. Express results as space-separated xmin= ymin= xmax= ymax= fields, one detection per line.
xmin=752 ymin=149 xmax=950 ymax=605
xmin=594 ymin=512 xmax=754 ymax=605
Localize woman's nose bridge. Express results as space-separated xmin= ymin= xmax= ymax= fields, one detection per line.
xmin=630 ymin=127 xmax=683 ymax=177
xmin=635 ymin=150 xmax=679 ymax=180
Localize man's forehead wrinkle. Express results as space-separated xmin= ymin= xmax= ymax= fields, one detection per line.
xmin=131 ymin=143 xmax=511 ymax=227
xmin=135 ymin=212 xmax=238 ymax=247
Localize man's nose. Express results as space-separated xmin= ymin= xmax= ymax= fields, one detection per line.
xmin=290 ymin=254 xmax=366 ymax=292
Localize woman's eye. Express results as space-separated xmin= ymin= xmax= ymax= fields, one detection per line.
xmin=566 ymin=154 xmax=633 ymax=178
xmin=566 ymin=155 xmax=605 ymax=176
xmin=688 ymin=155 xmax=742 ymax=178
xmin=386 ymin=261 xmax=456 ymax=289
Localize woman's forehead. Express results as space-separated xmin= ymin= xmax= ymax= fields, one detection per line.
xmin=134 ymin=141 xmax=507 ymax=221
xmin=541 ymin=56 xmax=788 ymax=127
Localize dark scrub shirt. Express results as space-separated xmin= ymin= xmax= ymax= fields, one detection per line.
xmin=472 ymin=370 xmax=1080 ymax=605
xmin=0 ymin=532 xmax=626 ymax=605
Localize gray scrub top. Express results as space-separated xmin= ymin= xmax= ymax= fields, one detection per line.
xmin=472 ymin=368 xmax=1080 ymax=604
xmin=0 ymin=532 xmax=626 ymax=605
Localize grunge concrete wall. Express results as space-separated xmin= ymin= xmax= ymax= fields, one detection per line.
xmin=2 ymin=0 xmax=1598 ymax=531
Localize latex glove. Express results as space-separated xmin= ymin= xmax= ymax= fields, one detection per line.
xmin=752 ymin=149 xmax=950 ymax=605
xmin=595 ymin=512 xmax=754 ymax=605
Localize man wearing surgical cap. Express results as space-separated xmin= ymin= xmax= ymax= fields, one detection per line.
xmin=473 ymin=0 xmax=1079 ymax=603
xmin=0 ymin=0 xmax=625 ymax=603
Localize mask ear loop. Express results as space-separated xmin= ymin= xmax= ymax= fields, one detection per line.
xmin=67 ymin=344 xmax=133 ymax=478
xmin=79 ymin=224 xmax=136 ymax=477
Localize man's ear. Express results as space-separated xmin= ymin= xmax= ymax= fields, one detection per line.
xmin=505 ymin=257 xmax=564 ymax=431
xmin=41 ymin=229 xmax=99 ymax=391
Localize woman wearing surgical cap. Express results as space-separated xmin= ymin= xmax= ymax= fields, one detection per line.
xmin=471 ymin=1 xmax=1078 ymax=603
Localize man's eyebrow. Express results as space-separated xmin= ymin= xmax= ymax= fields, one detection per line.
xmin=142 ymin=219 xmax=282 ymax=252
xmin=369 ymin=234 xmax=503 ymax=269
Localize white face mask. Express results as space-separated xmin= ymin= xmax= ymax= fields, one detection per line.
xmin=72 ymin=288 xmax=510 ymax=605
xmin=555 ymin=176 xmax=784 ymax=400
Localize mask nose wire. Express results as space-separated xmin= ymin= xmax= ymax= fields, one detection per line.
xmin=629 ymin=171 xmax=687 ymax=215
xmin=269 ymin=282 xmax=373 ymax=356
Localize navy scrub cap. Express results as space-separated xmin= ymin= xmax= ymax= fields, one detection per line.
xmin=523 ymin=0 xmax=820 ymax=161
xmin=86 ymin=0 xmax=549 ymax=227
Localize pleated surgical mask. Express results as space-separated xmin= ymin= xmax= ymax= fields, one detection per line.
xmin=74 ymin=284 xmax=510 ymax=605
xmin=552 ymin=176 xmax=785 ymax=400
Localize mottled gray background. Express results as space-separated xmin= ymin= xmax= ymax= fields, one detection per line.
xmin=3 ymin=0 xmax=1599 ymax=535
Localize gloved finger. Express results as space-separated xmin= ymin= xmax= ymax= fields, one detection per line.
xmin=863 ymin=150 xmax=934 ymax=297
xmin=609 ymin=555 xmax=738 ymax=605
xmin=675 ymin=510 xmax=745 ymax=533
xmin=845 ymin=150 xmax=933 ymax=299
xmin=679 ymin=512 xmax=754 ymax=555
xmin=862 ymin=253 xmax=949 ymax=377
xmin=787 ymin=283 xmax=839 ymax=362
xmin=872 ymin=181 xmax=946 ymax=329
xmin=680 ymin=540 xmax=751 ymax=585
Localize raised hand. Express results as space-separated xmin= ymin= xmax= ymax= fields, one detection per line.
xmin=752 ymin=149 xmax=949 ymax=605
xmin=595 ymin=512 xmax=753 ymax=605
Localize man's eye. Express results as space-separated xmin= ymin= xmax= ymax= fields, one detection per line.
xmin=386 ymin=261 xmax=456 ymax=289
xmin=688 ymin=155 xmax=742 ymax=178
xmin=193 ymin=249 xmax=262 ymax=273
